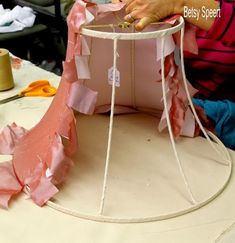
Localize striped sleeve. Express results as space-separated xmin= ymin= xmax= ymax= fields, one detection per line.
xmin=207 ymin=0 xmax=235 ymax=46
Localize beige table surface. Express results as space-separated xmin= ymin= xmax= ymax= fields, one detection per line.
xmin=1 ymin=63 xmax=235 ymax=243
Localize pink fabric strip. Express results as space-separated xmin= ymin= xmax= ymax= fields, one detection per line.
xmin=66 ymin=0 xmax=87 ymax=59
xmin=63 ymin=59 xmax=78 ymax=83
xmin=0 ymin=123 xmax=28 ymax=155
xmin=0 ymin=161 xmax=22 ymax=208
xmin=67 ymin=82 xmax=98 ymax=115
xmin=48 ymin=133 xmax=74 ymax=185
xmin=95 ymin=2 xmax=125 ymax=17
xmin=30 ymin=177 xmax=58 ymax=206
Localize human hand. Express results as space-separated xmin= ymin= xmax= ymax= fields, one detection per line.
xmin=122 ymin=0 xmax=220 ymax=31
xmin=123 ymin=0 xmax=183 ymax=31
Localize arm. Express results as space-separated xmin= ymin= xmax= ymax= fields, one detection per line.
xmin=123 ymin=0 xmax=220 ymax=31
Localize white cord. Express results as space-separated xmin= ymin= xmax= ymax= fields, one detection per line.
xmin=99 ymin=38 xmax=119 ymax=215
xmin=131 ymin=37 xmax=136 ymax=108
xmin=179 ymin=28 xmax=229 ymax=166
xmin=160 ymin=37 xmax=196 ymax=205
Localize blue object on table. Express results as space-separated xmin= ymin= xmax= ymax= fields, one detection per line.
xmin=192 ymin=98 xmax=235 ymax=150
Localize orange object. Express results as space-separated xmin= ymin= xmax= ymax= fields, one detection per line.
xmin=0 ymin=80 xmax=57 ymax=104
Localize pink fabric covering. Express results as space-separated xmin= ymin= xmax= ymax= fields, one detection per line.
xmin=0 ymin=1 xmax=198 ymax=208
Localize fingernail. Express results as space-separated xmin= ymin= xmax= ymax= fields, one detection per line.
xmin=135 ymin=24 xmax=142 ymax=31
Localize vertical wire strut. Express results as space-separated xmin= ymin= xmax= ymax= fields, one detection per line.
xmin=131 ymin=25 xmax=136 ymax=108
xmin=160 ymin=37 xmax=196 ymax=205
xmin=179 ymin=28 xmax=229 ymax=165
xmin=99 ymin=38 xmax=118 ymax=215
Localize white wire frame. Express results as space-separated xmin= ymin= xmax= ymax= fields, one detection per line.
xmin=47 ymin=16 xmax=232 ymax=223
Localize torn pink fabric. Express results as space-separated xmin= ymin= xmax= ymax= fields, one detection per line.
xmin=0 ymin=0 xmax=88 ymax=207
xmin=0 ymin=161 xmax=22 ymax=208
xmin=30 ymin=177 xmax=58 ymax=206
xmin=0 ymin=123 xmax=28 ymax=154
xmin=67 ymin=82 xmax=98 ymax=115
xmin=158 ymin=55 xmax=198 ymax=138
xmin=95 ymin=2 xmax=125 ymax=18
xmin=0 ymin=0 xmax=198 ymax=208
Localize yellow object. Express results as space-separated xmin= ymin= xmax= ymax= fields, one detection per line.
xmin=0 ymin=80 xmax=57 ymax=104
xmin=0 ymin=49 xmax=14 ymax=91
xmin=118 ymin=21 xmax=131 ymax=28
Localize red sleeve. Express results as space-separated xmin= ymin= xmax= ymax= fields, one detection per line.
xmin=207 ymin=0 xmax=235 ymax=46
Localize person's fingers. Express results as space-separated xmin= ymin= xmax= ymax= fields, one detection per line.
xmin=124 ymin=13 xmax=135 ymax=23
xmin=124 ymin=8 xmax=139 ymax=22
xmin=135 ymin=16 xmax=157 ymax=31
xmin=123 ymin=0 xmax=135 ymax=7
xmin=125 ymin=1 xmax=137 ymax=14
